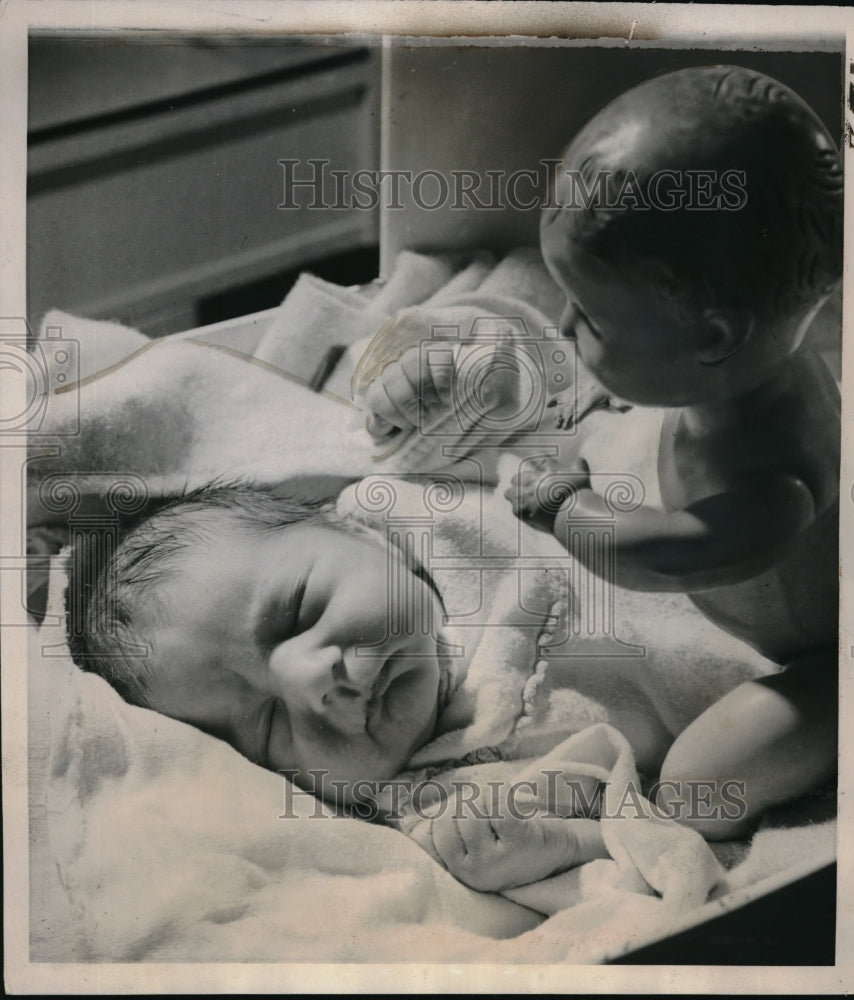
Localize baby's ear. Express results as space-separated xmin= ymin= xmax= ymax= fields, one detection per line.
xmin=698 ymin=309 xmax=751 ymax=366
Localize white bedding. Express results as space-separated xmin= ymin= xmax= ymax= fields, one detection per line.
xmin=27 ymin=249 xmax=836 ymax=963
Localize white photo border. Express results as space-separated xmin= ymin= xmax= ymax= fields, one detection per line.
xmin=2 ymin=1 xmax=852 ymax=993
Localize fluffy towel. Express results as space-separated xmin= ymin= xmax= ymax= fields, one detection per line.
xmin=26 ymin=248 xmax=836 ymax=963
xmin=32 ymin=466 xmax=831 ymax=962
xmin=32 ymin=566 xmax=543 ymax=962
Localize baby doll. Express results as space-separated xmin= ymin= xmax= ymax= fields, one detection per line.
xmin=508 ymin=66 xmax=842 ymax=839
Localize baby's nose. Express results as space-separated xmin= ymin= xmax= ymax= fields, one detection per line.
xmin=273 ymin=642 xmax=380 ymax=729
xmin=323 ymin=657 xmax=369 ymax=703
xmin=317 ymin=653 xmax=385 ymax=733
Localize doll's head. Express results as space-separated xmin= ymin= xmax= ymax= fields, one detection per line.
xmin=540 ymin=65 xmax=843 ymax=405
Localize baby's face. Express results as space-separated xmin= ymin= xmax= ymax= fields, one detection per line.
xmin=136 ymin=521 xmax=444 ymax=802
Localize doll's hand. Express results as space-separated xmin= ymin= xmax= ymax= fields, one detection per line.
xmin=424 ymin=803 xmax=602 ymax=892
xmin=504 ymin=458 xmax=590 ymax=533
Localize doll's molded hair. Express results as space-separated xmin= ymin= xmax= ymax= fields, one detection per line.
xmin=542 ymin=65 xmax=843 ymax=320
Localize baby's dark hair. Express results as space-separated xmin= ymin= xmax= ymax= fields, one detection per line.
xmin=65 ymin=482 xmax=338 ymax=708
xmin=541 ymin=65 xmax=844 ymax=322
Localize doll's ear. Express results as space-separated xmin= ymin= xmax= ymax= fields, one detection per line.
xmin=698 ymin=309 xmax=751 ymax=366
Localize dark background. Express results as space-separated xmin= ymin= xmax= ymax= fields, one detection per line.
xmin=28 ymin=40 xmax=843 ymax=346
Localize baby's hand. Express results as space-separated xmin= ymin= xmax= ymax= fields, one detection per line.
xmin=353 ymin=310 xmax=536 ymax=468
xmin=413 ymin=796 xmax=604 ymax=892
xmin=504 ymin=458 xmax=590 ymax=533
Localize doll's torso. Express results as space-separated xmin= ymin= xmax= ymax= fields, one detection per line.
xmin=657 ymin=346 xmax=840 ymax=664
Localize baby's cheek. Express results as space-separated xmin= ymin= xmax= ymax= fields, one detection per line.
xmin=265 ymin=720 xmax=296 ymax=775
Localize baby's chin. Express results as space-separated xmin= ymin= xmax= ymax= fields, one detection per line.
xmin=312 ymin=701 xmax=439 ymax=806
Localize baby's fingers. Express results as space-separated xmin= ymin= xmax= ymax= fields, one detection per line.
xmin=370 ymin=360 xmax=423 ymax=426
xmin=398 ymin=341 xmax=453 ymax=416
xmin=429 ymin=813 xmax=471 ymax=873
xmin=427 ymin=809 xmax=507 ymax=891
xmin=504 ymin=480 xmax=552 ymax=530
xmin=363 ymin=379 xmax=410 ymax=439
xmin=505 ymin=470 xmax=539 ymax=494
xmin=405 ymin=816 xmax=444 ymax=865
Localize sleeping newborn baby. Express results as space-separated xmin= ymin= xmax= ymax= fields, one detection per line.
xmin=66 ymin=483 xmax=608 ymax=892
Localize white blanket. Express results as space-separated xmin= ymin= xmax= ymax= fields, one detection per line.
xmin=27 ymin=249 xmax=836 ymax=963
xmin=30 ymin=468 xmax=834 ymax=962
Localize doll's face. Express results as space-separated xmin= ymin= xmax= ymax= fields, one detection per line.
xmin=541 ymin=221 xmax=713 ymax=407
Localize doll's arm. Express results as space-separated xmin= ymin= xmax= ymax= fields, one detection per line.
xmin=508 ymin=465 xmax=816 ymax=592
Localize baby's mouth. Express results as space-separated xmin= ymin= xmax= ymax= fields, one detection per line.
xmin=325 ymin=659 xmax=394 ymax=736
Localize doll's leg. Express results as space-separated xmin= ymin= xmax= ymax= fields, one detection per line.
xmin=655 ymin=646 xmax=837 ymax=840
